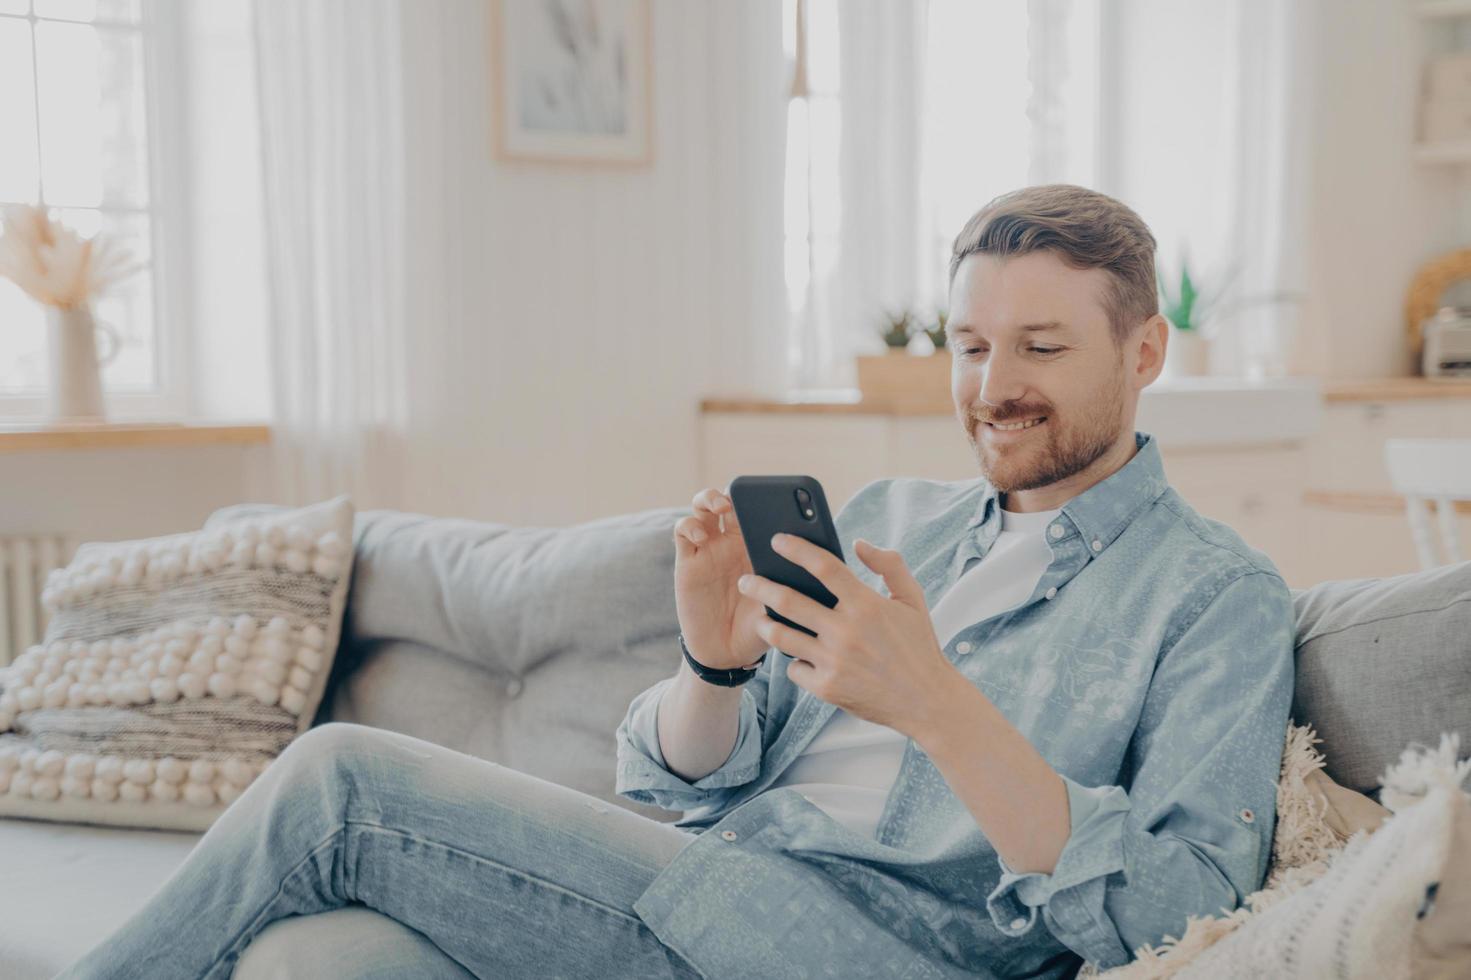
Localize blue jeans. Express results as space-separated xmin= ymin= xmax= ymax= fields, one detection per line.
xmin=55 ymin=722 xmax=703 ymax=979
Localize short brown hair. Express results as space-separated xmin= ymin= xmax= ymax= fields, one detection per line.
xmin=948 ymin=184 xmax=1158 ymax=347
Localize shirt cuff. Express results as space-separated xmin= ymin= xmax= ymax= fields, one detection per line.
xmin=985 ymin=774 xmax=1131 ymax=938
xmin=614 ymin=678 xmax=763 ymax=811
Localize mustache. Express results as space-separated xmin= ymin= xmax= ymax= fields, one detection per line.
xmin=971 ymin=407 xmax=1051 ymax=425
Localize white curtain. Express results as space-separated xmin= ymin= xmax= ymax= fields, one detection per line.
xmin=796 ymin=0 xmax=1099 ymax=390
xmin=825 ymin=0 xmax=928 ymax=386
xmin=1219 ymin=0 xmax=1312 ymax=379
xmin=251 ymin=0 xmax=410 ymax=509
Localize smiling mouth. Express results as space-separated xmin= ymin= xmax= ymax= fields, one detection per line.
xmin=984 ymin=416 xmax=1047 ymax=431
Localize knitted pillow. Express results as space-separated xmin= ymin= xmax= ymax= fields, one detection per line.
xmin=0 ymin=496 xmax=354 ymax=831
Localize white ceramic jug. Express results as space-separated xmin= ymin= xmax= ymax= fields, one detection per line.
xmin=45 ymin=306 xmax=120 ymax=423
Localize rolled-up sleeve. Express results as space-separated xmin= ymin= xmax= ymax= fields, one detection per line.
xmin=985 ymin=570 xmax=1295 ymax=969
xmin=614 ymin=652 xmax=771 ymax=814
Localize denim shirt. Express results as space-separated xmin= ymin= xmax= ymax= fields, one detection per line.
xmin=615 ymin=431 xmax=1295 ymax=979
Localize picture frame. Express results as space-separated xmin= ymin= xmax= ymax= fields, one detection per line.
xmin=489 ymin=0 xmax=654 ymax=167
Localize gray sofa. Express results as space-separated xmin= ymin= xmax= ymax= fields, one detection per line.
xmin=2 ymin=502 xmax=1467 ymax=979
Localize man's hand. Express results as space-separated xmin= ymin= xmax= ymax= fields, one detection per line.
xmin=736 ymin=533 xmax=960 ymax=737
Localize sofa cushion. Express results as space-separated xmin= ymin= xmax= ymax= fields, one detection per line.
xmin=1290 ymin=559 xmax=1471 ymax=797
xmin=205 ymin=503 xmax=692 ymax=822
xmin=0 ymin=496 xmax=354 ymax=831
xmin=0 ymin=818 xmax=199 ymax=979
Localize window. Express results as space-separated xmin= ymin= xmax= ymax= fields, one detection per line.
xmin=783 ymin=0 xmax=1100 ymax=392
xmin=782 ymin=0 xmax=842 ymax=391
xmin=0 ymin=0 xmax=185 ymax=416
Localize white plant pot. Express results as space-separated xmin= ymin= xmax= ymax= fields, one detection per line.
xmin=1163 ymin=324 xmax=1211 ymax=378
xmin=45 ymin=307 xmax=119 ymax=423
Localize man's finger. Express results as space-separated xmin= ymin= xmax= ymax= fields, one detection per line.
xmin=770 ymin=533 xmax=866 ymax=606
xmin=756 ymin=615 xmax=826 ymax=665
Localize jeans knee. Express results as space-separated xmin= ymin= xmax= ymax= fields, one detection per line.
xmin=276 ymin=722 xmax=382 ymax=781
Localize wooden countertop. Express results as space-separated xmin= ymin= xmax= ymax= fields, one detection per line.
xmin=1305 ymin=490 xmax=1471 ymax=516
xmin=702 ymin=377 xmax=1471 ymax=415
xmin=0 ymin=421 xmax=271 ymax=453
xmin=701 ymin=389 xmax=941 ymax=415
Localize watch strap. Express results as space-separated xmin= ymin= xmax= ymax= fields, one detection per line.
xmin=678 ymin=632 xmax=765 ymax=687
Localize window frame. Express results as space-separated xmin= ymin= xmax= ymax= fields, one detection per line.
xmin=0 ymin=0 xmax=192 ymax=421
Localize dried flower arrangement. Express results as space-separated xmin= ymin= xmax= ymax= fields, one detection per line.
xmin=0 ymin=205 xmax=140 ymax=310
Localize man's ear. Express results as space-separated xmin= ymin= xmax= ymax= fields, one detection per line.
xmin=1130 ymin=315 xmax=1169 ymax=388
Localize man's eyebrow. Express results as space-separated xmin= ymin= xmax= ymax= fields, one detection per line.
xmin=945 ymin=321 xmax=1069 ymax=338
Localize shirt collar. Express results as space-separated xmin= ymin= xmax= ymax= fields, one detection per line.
xmin=966 ymin=431 xmax=1169 ymax=556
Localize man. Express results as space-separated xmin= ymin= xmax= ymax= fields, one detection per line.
xmin=616 ymin=183 xmax=1295 ymax=978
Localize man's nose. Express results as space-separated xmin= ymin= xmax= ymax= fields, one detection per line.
xmin=976 ymin=348 xmax=1030 ymax=409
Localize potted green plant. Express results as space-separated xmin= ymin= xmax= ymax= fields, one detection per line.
xmin=855 ymin=305 xmax=951 ymax=411
xmin=878 ymin=308 xmax=916 ymax=352
xmin=1158 ymin=254 xmax=1232 ymax=378
xmin=923 ymin=309 xmax=949 ymax=354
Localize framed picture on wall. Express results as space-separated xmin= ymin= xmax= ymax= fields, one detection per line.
xmin=490 ymin=0 xmax=654 ymax=166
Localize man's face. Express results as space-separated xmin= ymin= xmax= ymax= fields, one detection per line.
xmin=947 ymin=250 xmax=1133 ymax=495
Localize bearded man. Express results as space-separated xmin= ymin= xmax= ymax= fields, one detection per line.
xmin=619 ymin=183 xmax=1294 ymax=978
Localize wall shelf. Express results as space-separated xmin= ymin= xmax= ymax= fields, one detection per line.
xmin=0 ymin=421 xmax=271 ymax=454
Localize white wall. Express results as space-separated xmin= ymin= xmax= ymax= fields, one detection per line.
xmin=1298 ymin=0 xmax=1471 ymax=380
xmin=396 ymin=0 xmax=788 ymax=526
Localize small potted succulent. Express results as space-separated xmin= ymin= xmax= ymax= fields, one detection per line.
xmin=879 ymin=308 xmax=916 ymax=352
xmin=855 ymin=305 xmax=951 ymax=410
xmin=923 ymin=309 xmax=949 ymax=354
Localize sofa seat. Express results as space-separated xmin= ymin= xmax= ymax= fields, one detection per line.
xmin=0 ymin=816 xmax=199 ymax=979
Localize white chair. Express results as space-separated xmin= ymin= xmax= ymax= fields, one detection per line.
xmin=1384 ymin=438 xmax=1471 ymax=569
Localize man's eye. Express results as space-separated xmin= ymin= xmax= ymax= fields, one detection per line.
xmin=957 ymin=347 xmax=1061 ymax=356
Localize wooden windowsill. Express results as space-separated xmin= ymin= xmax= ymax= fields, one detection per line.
xmin=703 ymin=376 xmax=1471 ymax=416
xmin=0 ymin=420 xmax=271 ymax=453
xmin=1322 ymin=377 xmax=1471 ymax=402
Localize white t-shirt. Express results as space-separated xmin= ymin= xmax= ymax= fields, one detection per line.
xmin=764 ymin=503 xmax=1062 ymax=838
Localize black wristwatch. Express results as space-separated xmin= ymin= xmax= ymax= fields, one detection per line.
xmin=679 ymin=632 xmax=766 ymax=687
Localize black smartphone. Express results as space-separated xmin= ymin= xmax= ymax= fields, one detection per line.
xmin=728 ymin=475 xmax=845 ymax=640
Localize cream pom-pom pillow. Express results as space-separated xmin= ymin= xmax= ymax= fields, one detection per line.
xmin=0 ymin=495 xmax=353 ymax=831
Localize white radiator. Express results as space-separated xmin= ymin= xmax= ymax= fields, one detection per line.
xmin=0 ymin=533 xmax=72 ymax=666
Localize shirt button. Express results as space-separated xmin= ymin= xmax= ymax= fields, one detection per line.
xmin=1010 ymin=917 xmax=1028 ymax=931
xmin=1090 ymin=539 xmax=1102 ymax=552
xmin=1048 ymin=524 xmax=1064 ymax=540
xmin=1240 ymin=808 xmax=1255 ymax=823
xmin=955 ymin=641 xmax=972 ymax=654
xmin=1045 ymin=587 xmax=1057 ymax=599
xmin=720 ymin=830 xmax=738 ymax=841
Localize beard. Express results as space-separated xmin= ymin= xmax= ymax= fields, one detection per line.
xmin=960 ymin=371 xmax=1126 ymax=494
